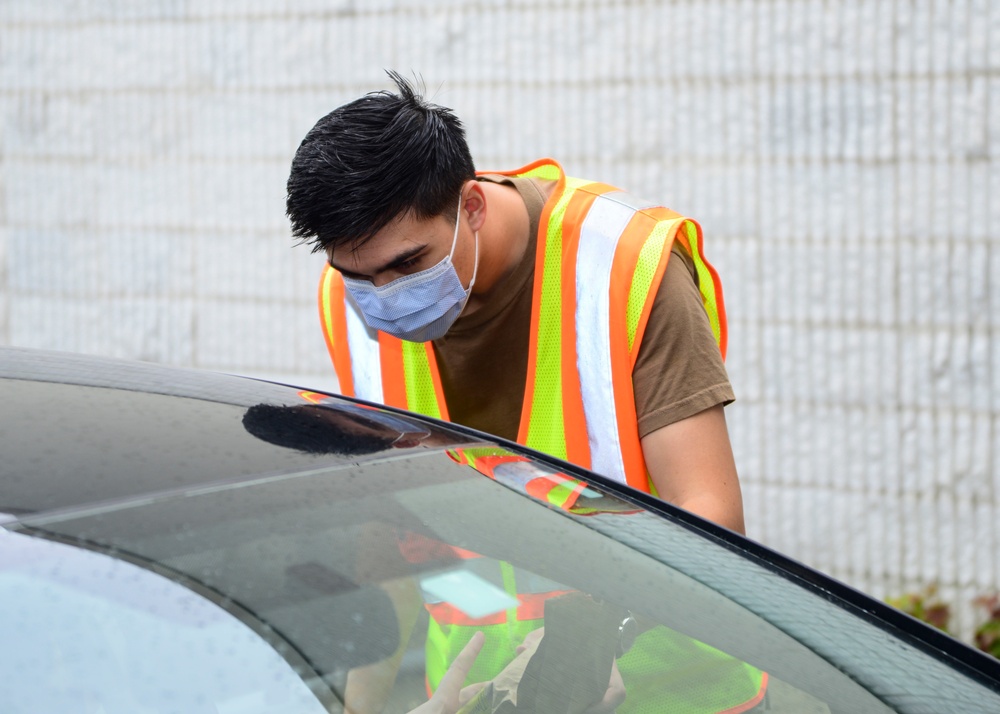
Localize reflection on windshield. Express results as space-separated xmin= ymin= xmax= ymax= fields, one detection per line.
xmin=5 ymin=445 xmax=996 ymax=714
xmin=0 ymin=530 xmax=326 ymax=713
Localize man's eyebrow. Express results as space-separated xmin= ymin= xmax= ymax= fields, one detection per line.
xmin=329 ymin=244 xmax=426 ymax=277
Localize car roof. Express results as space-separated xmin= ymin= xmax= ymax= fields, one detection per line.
xmin=0 ymin=346 xmax=479 ymax=518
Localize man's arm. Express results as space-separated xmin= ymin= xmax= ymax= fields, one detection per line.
xmin=344 ymin=575 xmax=423 ymax=713
xmin=640 ymin=404 xmax=746 ymax=534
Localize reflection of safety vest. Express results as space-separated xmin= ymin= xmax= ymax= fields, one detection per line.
xmin=398 ymin=530 xmax=570 ymax=695
xmin=318 ymin=158 xmax=726 ymax=493
xmin=319 ymin=161 xmax=764 ymax=712
xmin=401 ymin=449 xmax=612 ymax=692
xmin=414 ymin=449 xmax=767 ymax=714
xmin=449 ymin=447 xmax=629 ymax=515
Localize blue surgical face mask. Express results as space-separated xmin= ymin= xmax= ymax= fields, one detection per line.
xmin=342 ymin=196 xmax=479 ymax=343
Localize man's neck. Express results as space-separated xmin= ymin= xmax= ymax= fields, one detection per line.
xmin=465 ymin=180 xmax=531 ymax=312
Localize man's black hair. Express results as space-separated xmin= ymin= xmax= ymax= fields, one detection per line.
xmin=286 ymin=70 xmax=476 ymax=253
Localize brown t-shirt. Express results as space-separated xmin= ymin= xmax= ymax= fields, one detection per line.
xmin=431 ymin=175 xmax=733 ymax=442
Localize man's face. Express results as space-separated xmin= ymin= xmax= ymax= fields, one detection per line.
xmin=327 ymin=209 xmax=477 ymax=290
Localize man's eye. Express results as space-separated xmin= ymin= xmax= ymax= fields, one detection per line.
xmin=396 ymin=257 xmax=420 ymax=271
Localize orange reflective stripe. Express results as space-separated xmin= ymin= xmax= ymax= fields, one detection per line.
xmin=524 ymin=473 xmax=587 ymax=510
xmin=378 ymin=333 xmax=408 ymax=409
xmin=673 ymin=220 xmax=727 ymax=359
xmin=477 ymin=157 xmax=563 ymax=182
xmin=638 ymin=205 xmax=683 ymax=223
xmin=319 ymin=266 xmax=355 ymax=396
xmin=627 ymin=208 xmax=682 ymax=369
xmin=609 ymin=213 xmax=659 ymax=489
xmin=718 ymin=672 xmax=768 ymax=714
xmin=705 ymin=251 xmax=728 ymax=359
xmin=471 ymin=453 xmax=587 ymax=511
xmin=470 ymin=453 xmax=519 ymax=475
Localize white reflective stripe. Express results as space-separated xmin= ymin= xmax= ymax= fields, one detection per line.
xmin=575 ymin=192 xmax=658 ymax=484
xmin=344 ymin=295 xmax=384 ymax=403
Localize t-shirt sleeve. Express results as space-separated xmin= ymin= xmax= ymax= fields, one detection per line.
xmin=633 ymin=248 xmax=735 ymax=438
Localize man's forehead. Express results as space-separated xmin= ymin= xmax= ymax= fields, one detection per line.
xmin=327 ymin=229 xmax=392 ymax=262
xmin=328 ymin=213 xmax=449 ymax=264
xmin=327 ymin=233 xmax=397 ymax=266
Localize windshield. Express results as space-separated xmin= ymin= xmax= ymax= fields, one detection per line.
xmin=0 ymin=531 xmax=327 ymax=713
xmin=3 ymin=445 xmax=998 ymax=714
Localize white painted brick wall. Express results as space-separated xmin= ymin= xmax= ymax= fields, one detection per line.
xmin=1 ymin=0 xmax=997 ymax=642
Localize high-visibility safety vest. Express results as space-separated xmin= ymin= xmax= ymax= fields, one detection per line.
xmin=318 ymin=161 xmax=765 ymax=713
xmin=318 ymin=158 xmax=726 ymax=492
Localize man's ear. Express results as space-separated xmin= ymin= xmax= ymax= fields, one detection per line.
xmin=461 ymin=180 xmax=487 ymax=233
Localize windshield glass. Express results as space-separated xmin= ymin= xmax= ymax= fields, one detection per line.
xmin=0 ymin=531 xmax=327 ymax=713
xmin=4 ymin=445 xmax=998 ymax=714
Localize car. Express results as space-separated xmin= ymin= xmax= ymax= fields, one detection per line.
xmin=1 ymin=345 xmax=998 ymax=714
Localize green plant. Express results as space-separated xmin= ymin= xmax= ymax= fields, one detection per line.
xmin=886 ymin=586 xmax=1000 ymax=661
xmin=973 ymin=595 xmax=1000 ymax=659
xmin=886 ymin=584 xmax=951 ymax=633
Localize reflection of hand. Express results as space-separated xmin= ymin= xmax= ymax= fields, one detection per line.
xmin=515 ymin=627 xmax=544 ymax=655
xmin=582 ymin=658 xmax=625 ymax=714
xmin=408 ymin=631 xmax=485 ymax=714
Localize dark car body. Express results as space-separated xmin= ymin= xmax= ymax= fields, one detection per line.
xmin=1 ymin=346 xmax=998 ymax=713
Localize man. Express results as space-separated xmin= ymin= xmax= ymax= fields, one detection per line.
xmin=286 ymin=72 xmax=764 ymax=714
xmin=286 ymin=72 xmax=744 ymax=534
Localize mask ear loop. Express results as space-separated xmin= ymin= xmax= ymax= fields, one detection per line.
xmin=447 ymin=193 xmax=463 ymax=261
xmin=467 ymin=231 xmax=479 ymax=291
xmin=450 ymin=193 xmax=480 ymax=292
